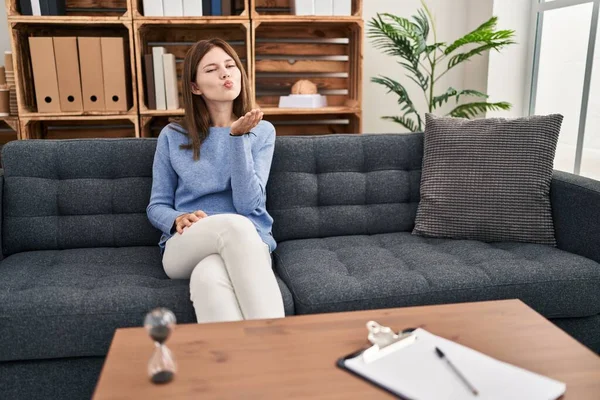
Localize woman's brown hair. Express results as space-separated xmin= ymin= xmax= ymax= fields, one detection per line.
xmin=174 ymin=38 xmax=253 ymax=160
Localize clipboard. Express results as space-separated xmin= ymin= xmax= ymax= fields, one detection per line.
xmin=336 ymin=321 xmax=567 ymax=400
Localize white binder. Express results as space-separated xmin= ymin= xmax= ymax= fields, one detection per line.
xmin=152 ymin=47 xmax=167 ymax=110
xmin=162 ymin=53 xmax=179 ymax=110
xmin=338 ymin=324 xmax=566 ymax=400
xmin=143 ymin=0 xmax=163 ymax=16
xmin=183 ymin=0 xmax=203 ymax=16
xmin=163 ymin=0 xmax=183 ymax=16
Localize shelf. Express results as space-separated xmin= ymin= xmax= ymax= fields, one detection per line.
xmin=135 ymin=21 xmax=251 ymax=114
xmin=131 ymin=0 xmax=249 ymax=20
xmin=251 ymin=0 xmax=362 ymax=19
xmin=140 ymin=109 xmax=184 ymax=116
xmin=133 ymin=17 xmax=249 ymax=24
xmin=19 ymin=111 xmax=138 ymax=120
xmin=6 ymin=0 xmax=130 ymax=19
xmin=252 ymin=20 xmax=362 ymax=112
xmin=20 ymin=115 xmax=139 ymax=139
xmin=261 ymin=106 xmax=359 ymax=115
xmin=7 ymin=15 xmax=130 ymax=24
xmin=10 ymin=21 xmax=138 ymax=117
xmin=267 ymin=112 xmax=361 ymax=135
xmin=251 ymin=15 xmax=362 ymax=23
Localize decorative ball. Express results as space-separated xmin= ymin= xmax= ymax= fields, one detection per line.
xmin=291 ymin=80 xmax=318 ymax=95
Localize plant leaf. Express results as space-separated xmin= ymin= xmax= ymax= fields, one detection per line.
xmin=432 ymin=88 xmax=489 ymax=108
xmin=382 ymin=116 xmax=420 ymax=132
xmin=445 ymin=17 xmax=510 ymax=54
xmin=447 ymin=40 xmax=515 ymax=69
xmin=447 ymin=102 xmax=512 ymax=118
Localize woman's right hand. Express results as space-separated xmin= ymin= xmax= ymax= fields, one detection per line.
xmin=175 ymin=210 xmax=208 ymax=234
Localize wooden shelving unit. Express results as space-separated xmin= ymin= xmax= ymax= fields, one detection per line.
xmin=5 ymin=0 xmax=363 ymax=139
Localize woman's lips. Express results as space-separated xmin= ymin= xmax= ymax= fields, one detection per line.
xmin=224 ymin=80 xmax=233 ymax=89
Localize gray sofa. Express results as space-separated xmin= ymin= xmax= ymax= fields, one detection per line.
xmin=1 ymin=133 xmax=599 ymax=399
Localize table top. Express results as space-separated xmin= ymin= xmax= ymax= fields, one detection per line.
xmin=93 ymin=299 xmax=600 ymax=399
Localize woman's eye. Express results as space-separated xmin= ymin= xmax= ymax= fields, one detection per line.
xmin=227 ymin=65 xmax=236 ymax=68
xmin=206 ymin=69 xmax=216 ymax=73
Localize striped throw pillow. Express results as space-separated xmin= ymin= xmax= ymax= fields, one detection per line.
xmin=412 ymin=113 xmax=563 ymax=245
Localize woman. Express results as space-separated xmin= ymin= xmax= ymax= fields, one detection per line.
xmin=146 ymin=38 xmax=284 ymax=323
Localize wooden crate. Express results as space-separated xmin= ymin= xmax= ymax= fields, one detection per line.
xmin=134 ymin=20 xmax=251 ymax=115
xmin=0 ymin=117 xmax=19 ymax=166
xmin=140 ymin=115 xmax=184 ymax=138
xmin=267 ymin=112 xmax=360 ymax=135
xmin=20 ymin=115 xmax=138 ymax=139
xmin=251 ymin=0 xmax=362 ymax=19
xmin=252 ymin=20 xmax=362 ymax=116
xmin=10 ymin=20 xmax=138 ymax=117
xmin=131 ymin=0 xmax=249 ymax=19
xmin=5 ymin=0 xmax=131 ymax=19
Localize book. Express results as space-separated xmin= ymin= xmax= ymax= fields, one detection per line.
xmin=183 ymin=0 xmax=203 ymax=16
xmin=221 ymin=0 xmax=231 ymax=16
xmin=315 ymin=0 xmax=333 ymax=15
xmin=163 ymin=0 xmax=183 ymax=16
xmin=291 ymin=0 xmax=314 ymax=16
xmin=40 ymin=0 xmax=65 ymax=15
xmin=163 ymin=54 xmax=179 ymax=110
xmin=202 ymin=0 xmax=212 ymax=15
xmin=211 ymin=0 xmax=221 ymax=15
xmin=152 ymin=47 xmax=167 ymax=110
xmin=144 ymin=54 xmax=157 ymax=110
xmin=18 ymin=0 xmax=32 ymax=15
xmin=31 ymin=0 xmax=41 ymax=16
xmin=332 ymin=0 xmax=351 ymax=16
xmin=143 ymin=0 xmax=164 ymax=16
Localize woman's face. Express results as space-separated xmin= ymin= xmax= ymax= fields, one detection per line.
xmin=192 ymin=46 xmax=242 ymax=102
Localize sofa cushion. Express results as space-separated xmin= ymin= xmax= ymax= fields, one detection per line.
xmin=413 ymin=113 xmax=562 ymax=245
xmin=273 ymin=232 xmax=600 ymax=317
xmin=267 ymin=133 xmax=423 ymax=242
xmin=0 ymin=247 xmax=295 ymax=362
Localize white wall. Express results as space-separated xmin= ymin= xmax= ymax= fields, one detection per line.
xmin=0 ymin=6 xmax=10 ymax=55
xmin=486 ymin=0 xmax=532 ymax=117
xmin=363 ymin=0 xmax=493 ymax=133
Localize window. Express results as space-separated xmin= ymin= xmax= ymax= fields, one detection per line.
xmin=531 ymin=0 xmax=600 ymax=179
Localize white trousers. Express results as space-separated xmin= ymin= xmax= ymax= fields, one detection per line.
xmin=162 ymin=214 xmax=284 ymax=323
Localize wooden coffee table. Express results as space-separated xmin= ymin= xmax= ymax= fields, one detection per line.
xmin=92 ymin=299 xmax=600 ymax=399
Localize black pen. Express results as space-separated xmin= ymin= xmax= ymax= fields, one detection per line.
xmin=435 ymin=346 xmax=479 ymax=396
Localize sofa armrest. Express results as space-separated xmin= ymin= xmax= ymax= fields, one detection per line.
xmin=0 ymin=169 xmax=3 ymax=261
xmin=551 ymin=170 xmax=600 ymax=263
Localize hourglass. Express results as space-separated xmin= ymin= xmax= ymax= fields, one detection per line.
xmin=144 ymin=308 xmax=177 ymax=384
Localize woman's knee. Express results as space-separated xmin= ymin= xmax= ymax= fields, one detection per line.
xmin=189 ymin=254 xmax=230 ymax=289
xmin=212 ymin=214 xmax=257 ymax=236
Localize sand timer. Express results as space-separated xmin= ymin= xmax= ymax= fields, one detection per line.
xmin=144 ymin=307 xmax=177 ymax=384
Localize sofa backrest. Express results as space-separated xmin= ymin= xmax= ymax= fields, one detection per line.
xmin=266 ymin=133 xmax=423 ymax=242
xmin=0 ymin=133 xmax=423 ymax=255
xmin=1 ymin=139 xmax=160 ymax=255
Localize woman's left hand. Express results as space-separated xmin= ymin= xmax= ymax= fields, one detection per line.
xmin=230 ymin=109 xmax=263 ymax=136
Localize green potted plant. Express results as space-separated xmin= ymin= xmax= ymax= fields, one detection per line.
xmin=368 ymin=0 xmax=517 ymax=132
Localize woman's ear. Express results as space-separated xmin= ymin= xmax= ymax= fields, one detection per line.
xmin=191 ymin=82 xmax=202 ymax=95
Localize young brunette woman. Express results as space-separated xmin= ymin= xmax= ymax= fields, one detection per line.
xmin=146 ymin=38 xmax=284 ymax=323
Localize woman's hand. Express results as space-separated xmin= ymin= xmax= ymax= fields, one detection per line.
xmin=175 ymin=210 xmax=207 ymax=234
xmin=230 ymin=109 xmax=263 ymax=136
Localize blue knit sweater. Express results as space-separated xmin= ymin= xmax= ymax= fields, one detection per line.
xmin=146 ymin=120 xmax=277 ymax=254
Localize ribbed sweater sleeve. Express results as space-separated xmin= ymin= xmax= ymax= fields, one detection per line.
xmin=229 ymin=123 xmax=276 ymax=215
xmin=146 ymin=133 xmax=183 ymax=235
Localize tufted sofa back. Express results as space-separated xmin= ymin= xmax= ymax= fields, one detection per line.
xmin=266 ymin=133 xmax=423 ymax=242
xmin=1 ymin=139 xmax=160 ymax=256
xmin=0 ymin=133 xmax=423 ymax=255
